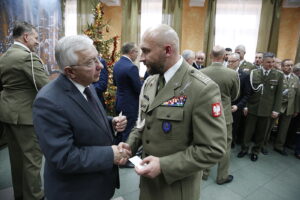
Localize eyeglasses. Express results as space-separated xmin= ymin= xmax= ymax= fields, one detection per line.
xmin=228 ymin=60 xmax=239 ymax=63
xmin=71 ymin=57 xmax=101 ymax=68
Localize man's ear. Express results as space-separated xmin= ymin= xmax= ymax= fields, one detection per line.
xmin=64 ymin=66 xmax=76 ymax=79
xmin=165 ymin=45 xmax=172 ymax=56
xmin=23 ymin=33 xmax=30 ymax=43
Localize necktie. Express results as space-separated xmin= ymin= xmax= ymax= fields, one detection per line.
xmin=84 ymin=87 xmax=101 ymax=114
xmin=264 ymin=71 xmax=268 ymax=76
xmin=156 ymin=75 xmax=165 ymax=95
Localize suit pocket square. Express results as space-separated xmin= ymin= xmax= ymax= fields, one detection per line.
xmin=161 ymin=95 xmax=187 ymax=107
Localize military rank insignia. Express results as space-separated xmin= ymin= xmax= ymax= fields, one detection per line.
xmin=212 ymin=102 xmax=222 ymax=117
xmin=162 ymin=121 xmax=172 ymax=133
xmin=161 ymin=95 xmax=187 ymax=107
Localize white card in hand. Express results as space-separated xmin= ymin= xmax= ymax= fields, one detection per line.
xmin=129 ymin=156 xmax=145 ymax=169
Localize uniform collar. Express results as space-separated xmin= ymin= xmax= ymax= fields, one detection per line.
xmin=14 ymin=41 xmax=30 ymax=52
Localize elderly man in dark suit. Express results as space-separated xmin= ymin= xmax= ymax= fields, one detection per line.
xmin=227 ymin=53 xmax=251 ymax=147
xmin=0 ymin=21 xmax=49 ymax=200
xmin=113 ymin=42 xmax=142 ymax=146
xmin=33 ymin=35 xmax=130 ymax=200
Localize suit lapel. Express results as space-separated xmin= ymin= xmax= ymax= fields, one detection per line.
xmin=60 ymin=75 xmax=113 ymax=141
xmin=148 ymin=63 xmax=187 ymax=112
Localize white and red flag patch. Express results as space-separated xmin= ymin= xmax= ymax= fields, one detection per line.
xmin=212 ymin=102 xmax=222 ymax=117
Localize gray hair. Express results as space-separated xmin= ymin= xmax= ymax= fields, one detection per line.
xmin=13 ymin=21 xmax=36 ymax=39
xmin=211 ymin=45 xmax=225 ymax=58
xmin=121 ymin=42 xmax=136 ymax=55
xmin=55 ymin=35 xmax=95 ymax=71
xmin=143 ymin=24 xmax=179 ymax=54
xmin=229 ymin=53 xmax=240 ymax=60
xmin=235 ymin=45 xmax=246 ymax=52
xmin=182 ymin=49 xmax=195 ymax=61
xmin=263 ymin=52 xmax=275 ymax=59
xmin=293 ymin=63 xmax=300 ymax=72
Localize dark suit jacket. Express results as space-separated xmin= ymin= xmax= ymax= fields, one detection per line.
xmin=192 ymin=62 xmax=205 ymax=70
xmin=113 ymin=56 xmax=142 ymax=115
xmin=33 ymin=74 xmax=118 ymax=200
xmin=93 ymin=58 xmax=108 ymax=108
xmin=232 ymin=68 xmax=251 ymax=110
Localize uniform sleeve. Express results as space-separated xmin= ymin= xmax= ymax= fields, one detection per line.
xmin=231 ymin=71 xmax=240 ymax=102
xmin=273 ymin=73 xmax=284 ymax=113
xmin=159 ymin=82 xmax=227 ymax=184
xmin=23 ymin=54 xmax=49 ymax=89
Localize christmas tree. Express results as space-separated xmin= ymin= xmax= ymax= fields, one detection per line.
xmin=84 ymin=2 xmax=119 ymax=115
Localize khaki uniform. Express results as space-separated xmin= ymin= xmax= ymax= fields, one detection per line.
xmin=239 ymin=60 xmax=257 ymax=74
xmin=274 ymin=73 xmax=300 ymax=150
xmin=242 ymin=68 xmax=283 ymax=154
xmin=127 ymin=61 xmax=227 ymax=200
xmin=201 ymin=62 xmax=240 ymax=182
xmin=0 ymin=44 xmax=49 ymax=200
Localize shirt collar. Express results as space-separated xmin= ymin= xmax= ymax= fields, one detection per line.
xmin=239 ymin=60 xmax=245 ymax=66
xmin=69 ymin=78 xmax=88 ymax=100
xmin=235 ymin=66 xmax=240 ymax=72
xmin=284 ymin=74 xmax=291 ymax=79
xmin=14 ymin=41 xmax=30 ymax=52
xmin=262 ymin=68 xmax=271 ymax=75
xmin=163 ymin=56 xmax=183 ymax=83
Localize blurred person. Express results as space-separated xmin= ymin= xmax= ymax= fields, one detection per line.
xmin=254 ymin=52 xmax=264 ymax=69
xmin=93 ymin=58 xmax=108 ymax=108
xmin=182 ymin=49 xmax=195 ymax=65
xmin=193 ymin=51 xmax=206 ymax=69
xmin=235 ymin=45 xmax=256 ymax=73
xmin=223 ymin=47 xmax=232 ymax=67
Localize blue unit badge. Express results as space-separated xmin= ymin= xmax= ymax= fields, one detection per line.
xmin=162 ymin=121 xmax=172 ymax=133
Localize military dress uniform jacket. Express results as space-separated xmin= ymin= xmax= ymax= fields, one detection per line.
xmin=247 ymin=68 xmax=283 ymax=116
xmin=127 ymin=61 xmax=227 ymax=200
xmin=239 ymin=60 xmax=256 ymax=73
xmin=281 ymin=73 xmax=300 ymax=115
xmin=201 ymin=62 xmax=240 ymax=124
xmin=0 ymin=44 xmax=49 ymax=125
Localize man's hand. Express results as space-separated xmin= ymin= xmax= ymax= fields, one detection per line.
xmin=243 ymin=107 xmax=248 ymax=116
xmin=271 ymin=111 xmax=279 ymax=119
xmin=135 ymin=156 xmax=161 ymax=178
xmin=112 ymin=115 xmax=127 ymax=132
xmin=111 ymin=145 xmax=131 ymax=165
xmin=231 ymin=105 xmax=238 ymax=113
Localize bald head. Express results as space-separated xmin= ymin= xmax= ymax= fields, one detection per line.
xmin=142 ymin=24 xmax=179 ymax=55
xmin=140 ymin=24 xmax=180 ymax=75
xmin=211 ymin=45 xmax=225 ymax=62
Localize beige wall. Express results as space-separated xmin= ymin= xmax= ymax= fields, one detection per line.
xmin=181 ymin=0 xmax=206 ymax=53
xmin=101 ymin=2 xmax=300 ymax=61
xmin=277 ymin=7 xmax=300 ymax=61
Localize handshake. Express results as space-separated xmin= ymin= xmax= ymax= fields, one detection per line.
xmin=112 ymin=142 xmax=132 ymax=165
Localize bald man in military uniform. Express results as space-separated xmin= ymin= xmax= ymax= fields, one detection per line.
xmin=238 ymin=52 xmax=283 ymax=161
xmin=201 ymin=46 xmax=240 ymax=185
xmin=235 ymin=45 xmax=256 ymax=73
xmin=274 ymin=59 xmax=300 ymax=155
xmin=126 ymin=24 xmax=227 ymax=200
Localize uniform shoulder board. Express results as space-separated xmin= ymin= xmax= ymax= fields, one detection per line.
xmin=190 ymin=69 xmax=211 ymax=85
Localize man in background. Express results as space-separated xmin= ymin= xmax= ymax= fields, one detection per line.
xmin=0 ymin=21 xmax=49 ymax=200
xmin=33 ymin=35 xmax=129 ymax=200
xmin=126 ymin=24 xmax=226 ymax=200
xmin=193 ymin=51 xmax=206 ymax=69
xmin=93 ymin=58 xmax=108 ymax=109
xmin=235 ymin=45 xmax=256 ymax=73
xmin=113 ymin=42 xmax=142 ymax=151
xmin=202 ymin=46 xmax=240 ymax=184
xmin=223 ymin=47 xmax=232 ymax=67
xmin=274 ymin=59 xmax=299 ymax=156
xmin=254 ymin=52 xmax=264 ymax=69
xmin=182 ymin=49 xmax=195 ymax=65
xmin=238 ymin=52 xmax=283 ymax=162
xmin=227 ymin=53 xmax=251 ymax=148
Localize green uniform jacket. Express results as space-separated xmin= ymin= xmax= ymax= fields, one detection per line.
xmin=239 ymin=60 xmax=256 ymax=73
xmin=0 ymin=44 xmax=49 ymax=125
xmin=201 ymin=62 xmax=240 ymax=124
xmin=127 ymin=61 xmax=227 ymax=200
xmin=247 ymin=68 xmax=283 ymax=116
xmin=281 ymin=73 xmax=300 ymax=115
